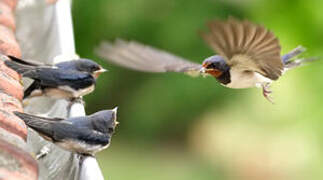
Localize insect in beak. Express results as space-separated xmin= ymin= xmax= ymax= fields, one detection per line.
xmin=199 ymin=67 xmax=206 ymax=74
xmin=200 ymin=66 xmax=223 ymax=78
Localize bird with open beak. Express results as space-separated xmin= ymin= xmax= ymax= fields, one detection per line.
xmin=96 ymin=18 xmax=317 ymax=102
xmin=14 ymin=108 xmax=118 ymax=156
xmin=4 ymin=56 xmax=107 ymax=100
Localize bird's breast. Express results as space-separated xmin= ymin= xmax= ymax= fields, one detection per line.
xmin=56 ymin=139 xmax=108 ymax=155
xmin=224 ymin=68 xmax=272 ymax=89
xmin=70 ymin=85 xmax=95 ymax=97
xmin=43 ymin=85 xmax=95 ymax=99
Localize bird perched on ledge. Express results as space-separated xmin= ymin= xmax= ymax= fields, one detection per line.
xmin=96 ymin=18 xmax=317 ymax=102
xmin=14 ymin=108 xmax=118 ymax=156
xmin=4 ymin=56 xmax=107 ymax=100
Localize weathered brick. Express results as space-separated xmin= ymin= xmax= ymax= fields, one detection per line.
xmin=0 ymin=25 xmax=21 ymax=57
xmin=0 ymin=2 xmax=15 ymax=31
xmin=0 ymin=56 xmax=21 ymax=81
xmin=0 ymin=0 xmax=18 ymax=10
xmin=0 ymin=139 xmax=38 ymax=180
xmin=0 ymin=109 xmax=27 ymax=140
xmin=0 ymin=1 xmax=38 ymax=178
xmin=0 ymin=92 xmax=23 ymax=112
xmin=0 ymin=72 xmax=23 ymax=100
xmin=0 ymin=127 xmax=26 ymax=150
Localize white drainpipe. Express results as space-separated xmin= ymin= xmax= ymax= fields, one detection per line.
xmin=15 ymin=0 xmax=104 ymax=179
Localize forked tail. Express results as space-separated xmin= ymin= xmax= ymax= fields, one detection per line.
xmin=282 ymin=46 xmax=319 ymax=69
xmin=4 ymin=58 xmax=35 ymax=75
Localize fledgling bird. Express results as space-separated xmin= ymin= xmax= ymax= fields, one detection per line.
xmin=4 ymin=56 xmax=107 ymax=100
xmin=14 ymin=108 xmax=118 ymax=156
xmin=95 ymin=18 xmax=317 ymax=102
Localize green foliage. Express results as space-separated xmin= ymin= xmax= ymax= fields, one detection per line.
xmin=72 ymin=0 xmax=323 ymax=179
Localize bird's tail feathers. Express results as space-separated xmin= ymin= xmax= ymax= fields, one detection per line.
xmin=13 ymin=111 xmax=56 ymax=139
xmin=282 ymin=45 xmax=320 ymax=70
xmin=4 ymin=60 xmax=34 ymax=75
xmin=7 ymin=55 xmax=42 ymax=66
xmin=14 ymin=111 xmax=45 ymax=126
xmin=282 ymin=45 xmax=306 ymax=64
xmin=284 ymin=57 xmax=319 ymax=70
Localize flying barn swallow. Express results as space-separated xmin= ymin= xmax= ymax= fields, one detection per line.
xmin=96 ymin=18 xmax=317 ymax=102
xmin=14 ymin=108 xmax=118 ymax=156
xmin=5 ymin=56 xmax=107 ymax=100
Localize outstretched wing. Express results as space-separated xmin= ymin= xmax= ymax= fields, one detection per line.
xmin=201 ymin=18 xmax=283 ymax=80
xmin=95 ymin=39 xmax=202 ymax=76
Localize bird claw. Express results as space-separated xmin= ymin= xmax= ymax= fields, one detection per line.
xmin=262 ymin=83 xmax=274 ymax=104
xmin=36 ymin=145 xmax=51 ymax=160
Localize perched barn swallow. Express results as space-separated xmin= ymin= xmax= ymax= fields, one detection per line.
xmin=14 ymin=108 xmax=118 ymax=156
xmin=96 ymin=18 xmax=317 ymax=102
xmin=5 ymin=56 xmax=107 ymax=99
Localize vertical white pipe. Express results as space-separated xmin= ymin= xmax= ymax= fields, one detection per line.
xmin=54 ymin=0 xmax=76 ymax=61
xmin=54 ymin=1 xmax=104 ymax=180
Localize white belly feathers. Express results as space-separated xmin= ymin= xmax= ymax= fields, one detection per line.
xmin=224 ymin=68 xmax=272 ymax=89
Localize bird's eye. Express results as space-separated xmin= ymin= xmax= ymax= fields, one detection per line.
xmin=108 ymin=127 xmax=114 ymax=133
xmin=207 ymin=63 xmax=217 ymax=69
xmin=91 ymin=65 xmax=98 ymax=71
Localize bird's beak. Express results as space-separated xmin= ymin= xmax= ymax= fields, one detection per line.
xmin=199 ymin=66 xmax=222 ymax=77
xmin=112 ymin=106 xmax=118 ymax=113
xmin=98 ymin=67 xmax=108 ymax=73
xmin=94 ymin=67 xmax=108 ymax=78
xmin=199 ymin=67 xmax=206 ymax=74
xmin=112 ymin=107 xmax=119 ymax=125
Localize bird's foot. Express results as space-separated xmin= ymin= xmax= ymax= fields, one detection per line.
xmin=36 ymin=144 xmax=51 ymax=160
xmin=262 ymin=83 xmax=274 ymax=104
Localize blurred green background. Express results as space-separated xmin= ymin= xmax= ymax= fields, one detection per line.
xmin=72 ymin=0 xmax=323 ymax=179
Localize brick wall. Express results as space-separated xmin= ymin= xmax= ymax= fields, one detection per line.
xmin=0 ymin=0 xmax=38 ymax=179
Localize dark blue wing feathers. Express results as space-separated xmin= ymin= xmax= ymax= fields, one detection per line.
xmin=24 ymin=68 xmax=95 ymax=90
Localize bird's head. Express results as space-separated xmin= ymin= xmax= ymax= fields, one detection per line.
xmin=76 ymin=59 xmax=107 ymax=78
xmin=200 ymin=55 xmax=230 ymax=78
xmin=92 ymin=107 xmax=119 ymax=135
